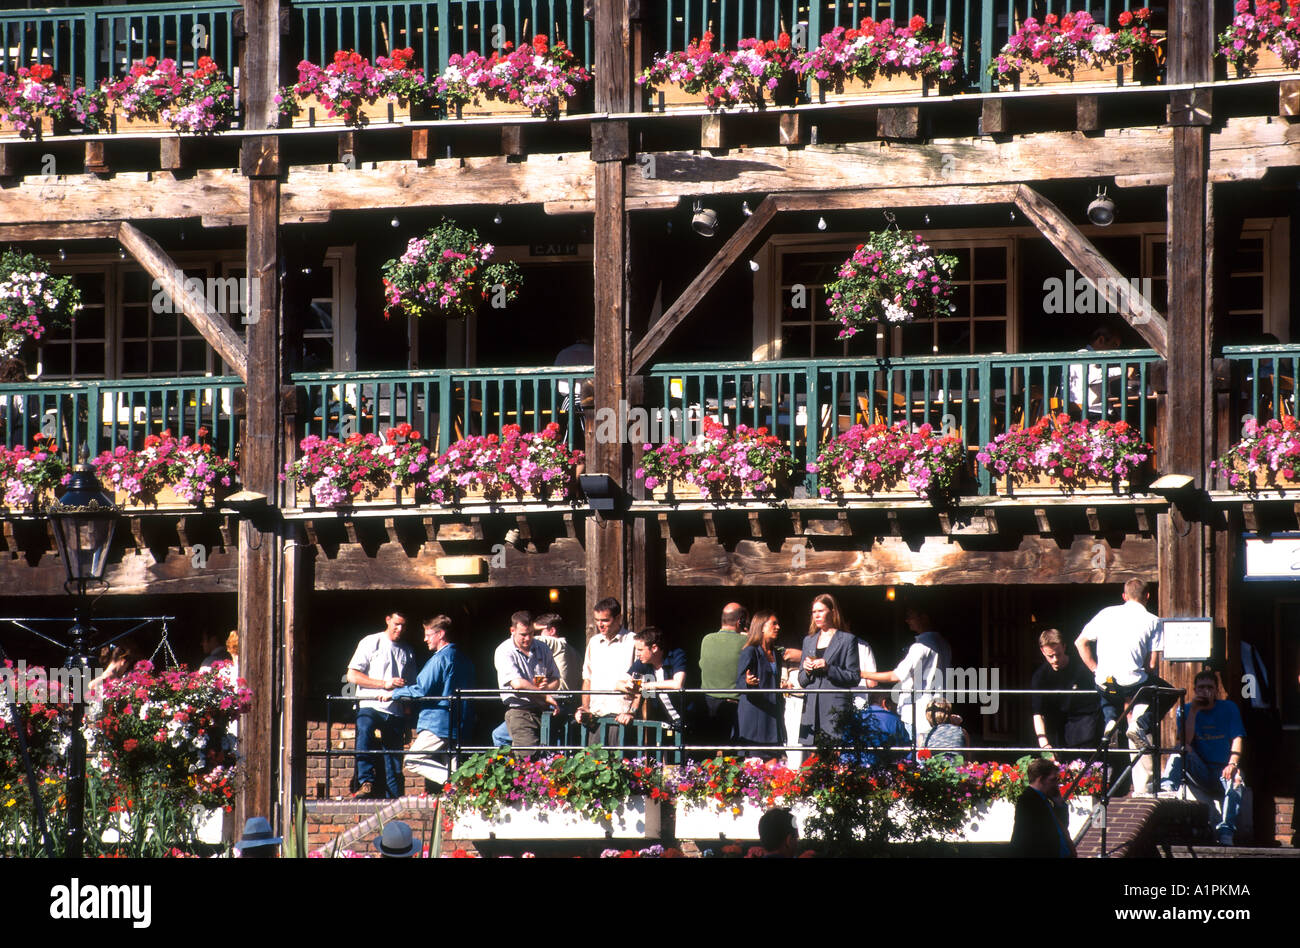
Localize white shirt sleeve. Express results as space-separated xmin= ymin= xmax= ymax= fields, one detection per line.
xmin=348 ymin=635 xmax=375 ymax=674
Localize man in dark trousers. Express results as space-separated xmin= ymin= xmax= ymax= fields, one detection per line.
xmin=697 ymin=602 xmax=748 ymax=749
xmin=1011 ymin=757 xmax=1076 ymax=858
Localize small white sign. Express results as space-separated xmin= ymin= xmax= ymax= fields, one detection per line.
xmin=1160 ymin=618 xmax=1213 ymax=662
xmin=1244 ymin=535 xmax=1300 ymax=580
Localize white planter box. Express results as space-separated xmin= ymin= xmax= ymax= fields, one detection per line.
xmin=947 ymin=797 xmax=1094 ymax=843
xmin=674 ymin=801 xmax=816 ymax=840
xmin=451 ymin=797 xmax=661 ymax=840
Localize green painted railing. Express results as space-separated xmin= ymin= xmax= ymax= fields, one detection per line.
xmin=648 ymin=349 xmax=1160 ymax=494
xmin=291 ymin=365 xmax=594 ymax=451
xmin=292 ymin=1 xmax=591 ymax=74
xmin=0 ymin=1 xmax=239 ymax=87
xmin=0 ymin=376 xmax=242 ymax=459
xmin=1223 ymin=343 xmax=1300 ymax=434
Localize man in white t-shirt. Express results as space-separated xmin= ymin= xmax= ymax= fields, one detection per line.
xmin=1075 ymin=579 xmax=1173 ymax=751
xmin=863 ymin=606 xmax=951 ymax=740
xmin=346 ymin=612 xmax=415 ymax=799
xmin=575 ymin=597 xmax=636 ymax=746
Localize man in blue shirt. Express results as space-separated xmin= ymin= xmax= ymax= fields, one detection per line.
xmin=1160 ymin=669 xmax=1246 ymax=846
xmin=849 ymin=695 xmax=910 ymax=768
xmin=389 ymin=615 xmax=475 ymax=790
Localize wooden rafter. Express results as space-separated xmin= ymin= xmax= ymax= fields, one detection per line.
xmin=1012 ymin=185 xmax=1169 ymax=356
xmin=117 ymin=222 xmax=250 ymax=381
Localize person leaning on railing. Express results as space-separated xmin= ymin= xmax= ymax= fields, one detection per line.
xmin=613 ymin=626 xmax=690 ymax=733
xmin=494 ymin=610 xmax=561 ymax=757
xmin=735 ymin=610 xmax=790 ymax=760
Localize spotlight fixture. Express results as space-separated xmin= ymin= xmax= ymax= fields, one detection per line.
xmin=691 ymin=200 xmax=718 ymax=237
xmin=886 ymin=586 xmax=896 ymax=602
xmin=816 ymin=216 xmax=828 ymax=231
xmin=749 ymin=259 xmax=760 ymax=272
xmin=1087 ymin=186 xmax=1116 ymax=226
xmin=923 ymin=214 xmax=931 ymax=225
xmin=493 ymin=211 xmax=503 ymax=225
xmin=118 ymin=249 xmax=126 ymax=260
xmin=1009 ymin=210 xmax=1016 ymax=222
xmin=666 ymin=220 xmax=673 ymax=234
xmin=58 ymin=248 xmax=66 ymax=261
xmin=741 ymin=200 xmax=753 ymax=217
xmin=548 ymin=588 xmax=560 ymax=603
xmin=390 ymin=217 xmax=400 ymax=228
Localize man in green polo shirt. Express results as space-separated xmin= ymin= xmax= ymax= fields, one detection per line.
xmin=697 ymin=602 xmax=748 ymax=752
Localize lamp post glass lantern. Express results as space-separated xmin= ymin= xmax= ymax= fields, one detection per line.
xmin=43 ymin=463 xmax=118 ymax=857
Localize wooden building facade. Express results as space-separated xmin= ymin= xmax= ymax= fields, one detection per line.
xmin=0 ymin=1 xmax=1297 ymax=841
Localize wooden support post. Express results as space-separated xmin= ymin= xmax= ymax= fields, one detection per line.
xmin=411 ymin=127 xmax=432 ymax=163
xmin=701 ymin=114 xmax=724 ymax=150
xmin=502 ymin=125 xmax=525 ymax=158
xmin=1076 ymin=95 xmax=1101 ymax=133
xmin=778 ymin=113 xmax=808 ymax=147
xmin=876 ymin=106 xmax=919 ymax=140
xmin=83 ymin=140 xmax=108 ymax=175
xmin=981 ymin=99 xmax=1007 ymax=136
xmin=237 ymin=0 xmax=284 ymax=834
xmin=1159 ymin=3 xmax=1215 ymax=743
xmin=0 ymin=144 xmax=16 ymax=178
xmin=160 ymin=137 xmax=185 ymax=171
xmin=337 ymin=131 xmax=356 ymax=167
xmin=589 ymin=0 xmax=632 ymax=626
xmin=1281 ymin=80 xmax=1300 ymax=118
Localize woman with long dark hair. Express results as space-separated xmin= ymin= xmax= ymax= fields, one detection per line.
xmin=736 ymin=610 xmax=786 ymax=759
xmin=797 ymin=594 xmax=859 ymax=745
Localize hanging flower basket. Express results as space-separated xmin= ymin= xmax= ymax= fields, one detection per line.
xmin=811 ymin=421 xmax=965 ymax=501
xmin=977 ymin=416 xmax=1152 ymax=496
xmin=795 ymin=17 xmax=962 ymax=101
xmin=823 ymin=223 xmax=958 ymax=339
xmin=0 ymin=250 xmax=81 ymax=359
xmin=381 ymin=218 xmax=522 ymax=320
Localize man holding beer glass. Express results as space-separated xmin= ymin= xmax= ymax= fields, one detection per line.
xmin=493 ymin=610 xmax=561 ymax=756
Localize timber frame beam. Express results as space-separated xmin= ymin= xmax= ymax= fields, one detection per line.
xmin=1012 ymin=185 xmax=1169 ymax=357
xmin=117 ymin=222 xmax=250 ymax=381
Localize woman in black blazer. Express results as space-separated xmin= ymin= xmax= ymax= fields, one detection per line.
xmin=797 ymin=593 xmax=860 ymax=745
xmin=736 ymin=610 xmax=786 ymax=759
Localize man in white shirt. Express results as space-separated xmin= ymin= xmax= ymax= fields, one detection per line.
xmin=863 ymin=606 xmax=951 ymax=741
xmin=1075 ymin=579 xmax=1174 ymax=751
xmin=575 ymin=597 xmax=636 ymax=746
xmin=493 ymin=610 xmax=561 ymax=755
xmin=346 ymin=612 xmax=414 ymax=799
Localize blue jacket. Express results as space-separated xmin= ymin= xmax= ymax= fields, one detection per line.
xmin=390 ymin=643 xmax=475 ymax=739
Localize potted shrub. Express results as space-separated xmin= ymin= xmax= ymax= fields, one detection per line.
xmin=823 ymin=227 xmax=958 ymax=340
xmin=977 ymin=415 xmax=1153 ymax=495
xmin=638 ymin=32 xmax=797 ymax=111
xmin=795 ymin=17 xmax=962 ymax=101
xmin=380 ymin=219 xmax=522 ymax=320
xmin=1214 ymin=415 xmax=1300 ymax=491
xmin=0 ymin=250 xmax=82 ymax=359
xmin=637 ymin=417 xmax=796 ymax=502
xmin=811 ymin=421 xmax=964 ymax=501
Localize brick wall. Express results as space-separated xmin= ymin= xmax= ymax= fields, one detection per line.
xmin=306 ymin=719 xmax=418 ymax=799
xmin=307 ymin=797 xmax=450 ymax=856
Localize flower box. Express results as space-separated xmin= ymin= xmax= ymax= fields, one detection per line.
xmin=455 ymin=95 xmax=575 ymax=119
xmin=815 ymin=73 xmax=952 ymax=102
xmin=1002 ymin=472 xmax=1128 ymax=497
xmin=292 ymin=94 xmax=412 ymax=128
xmin=649 ymin=478 xmax=786 ymax=503
xmin=0 ymin=114 xmax=55 ymax=140
xmin=108 ymin=110 xmax=175 ymax=134
xmin=833 ymin=475 xmax=925 ymax=500
xmin=673 ymin=800 xmax=815 ymax=840
xmin=293 ymin=483 xmax=405 ymax=509
xmin=450 ymin=797 xmax=661 ymax=840
xmin=1235 ymin=47 xmax=1300 ymax=78
xmin=115 ymin=484 xmax=232 ymax=509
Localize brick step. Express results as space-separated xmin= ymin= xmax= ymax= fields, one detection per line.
xmin=307 ymin=795 xmax=442 ymax=857
xmin=1075 ymin=798 xmax=1211 ymax=857
xmin=1164 ymin=844 xmax=1300 ymax=858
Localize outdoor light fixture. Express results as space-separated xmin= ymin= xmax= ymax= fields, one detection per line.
xmin=493 ymin=210 xmax=504 ymax=225
xmin=691 ymin=201 xmax=718 ymax=237
xmin=817 ymin=216 xmax=828 ymax=231
xmin=886 ymin=586 xmax=896 ymax=601
xmin=749 ymin=259 xmax=760 ymax=272
xmin=390 ymin=217 xmax=400 ymax=228
xmin=58 ymin=248 xmax=66 ymax=261
xmin=47 ymin=464 xmax=118 ymax=598
xmin=579 ymin=473 xmax=623 ymax=518
xmin=1008 ymin=210 xmax=1016 ymax=222
xmin=548 ymin=588 xmax=560 ymax=603
xmin=741 ymin=200 xmax=753 ymax=217
xmin=1087 ymin=187 xmax=1116 ymax=226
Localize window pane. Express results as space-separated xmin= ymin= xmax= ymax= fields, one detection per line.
xmin=974 ymin=321 xmax=1008 ymax=353
xmin=75 ymin=343 xmax=105 ymax=377
xmin=973 ymin=283 xmax=1007 ymax=317
xmin=781 ymin=324 xmax=810 ymax=355
xmin=181 ymin=340 xmax=207 ymax=374
xmin=76 ymin=309 xmax=106 ymax=339
xmin=122 ymin=307 xmax=149 ymax=338
xmin=973 ymin=245 xmax=1007 ymax=280
xmin=43 ymin=345 xmax=71 ymax=376
xmin=936 ymin=320 xmax=970 ymax=354
xmin=122 ymin=342 xmax=148 ymax=374
xmin=948 ymin=247 xmax=971 ymax=281
xmin=1228 ymin=276 xmax=1264 ymax=312
xmin=122 ymin=269 xmax=152 ymax=301
xmin=151 ymin=341 xmax=177 ymax=374
xmin=74 ymin=272 xmax=106 ymax=305
xmin=151 ymin=311 xmax=178 ymax=337
xmin=307 ymin=301 xmax=334 ymax=333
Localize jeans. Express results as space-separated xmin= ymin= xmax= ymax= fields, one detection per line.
xmin=356 ymin=708 xmax=407 ymax=798
xmin=492 ymin=720 xmax=512 ymax=747
xmin=1097 ymin=674 xmax=1176 ymax=736
xmin=1161 ymin=748 xmax=1244 ymax=839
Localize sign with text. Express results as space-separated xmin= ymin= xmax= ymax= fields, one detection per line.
xmin=1160 ymin=618 xmax=1213 ymax=662
xmin=1243 ymin=533 xmax=1300 ymax=581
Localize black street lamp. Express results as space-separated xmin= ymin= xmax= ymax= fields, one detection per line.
xmin=45 ymin=463 xmax=118 ymax=858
